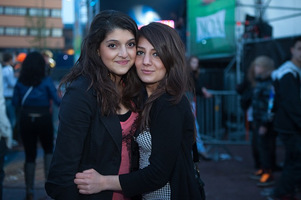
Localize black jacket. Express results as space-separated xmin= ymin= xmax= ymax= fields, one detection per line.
xmin=272 ymin=61 xmax=301 ymax=134
xmin=119 ymin=93 xmax=203 ymax=200
xmin=252 ymin=76 xmax=274 ymax=126
xmin=45 ymin=75 xmax=123 ymax=200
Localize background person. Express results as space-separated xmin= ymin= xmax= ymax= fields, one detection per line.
xmin=248 ymin=56 xmax=278 ymax=187
xmin=1 ymin=52 xmax=17 ymax=146
xmin=187 ymin=55 xmax=211 ymax=160
xmin=12 ymin=51 xmax=61 ymax=200
xmin=41 ymin=50 xmax=56 ymax=76
xmin=45 ymin=10 xmax=140 ymax=200
xmin=269 ymin=36 xmax=301 ymax=200
xmin=0 ymin=63 xmax=12 ymax=200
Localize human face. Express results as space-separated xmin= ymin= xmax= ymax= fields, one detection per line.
xmin=190 ymin=57 xmax=199 ymax=71
xmin=291 ymin=41 xmax=301 ymax=67
xmin=99 ymin=28 xmax=136 ymax=80
xmin=254 ymin=64 xmax=264 ymax=76
xmin=135 ymin=37 xmax=166 ymax=96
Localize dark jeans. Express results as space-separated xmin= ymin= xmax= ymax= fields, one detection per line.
xmin=252 ymin=122 xmax=277 ymax=170
xmin=274 ymin=133 xmax=301 ymax=197
xmin=255 ymin=123 xmax=277 ymax=171
xmin=250 ymin=122 xmax=261 ymax=169
xmin=0 ymin=137 xmax=7 ymax=200
xmin=20 ymin=112 xmax=54 ymax=163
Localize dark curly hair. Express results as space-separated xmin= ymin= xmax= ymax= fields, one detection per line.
xmin=18 ymin=51 xmax=46 ymax=86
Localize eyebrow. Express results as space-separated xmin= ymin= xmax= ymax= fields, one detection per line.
xmin=105 ymin=38 xmax=135 ymax=43
xmin=137 ymin=46 xmax=156 ymax=51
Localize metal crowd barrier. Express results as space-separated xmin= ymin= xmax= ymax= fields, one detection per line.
xmin=195 ymin=90 xmax=248 ymax=160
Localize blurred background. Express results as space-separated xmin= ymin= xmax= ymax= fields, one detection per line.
xmin=0 ymin=0 xmax=300 ymax=88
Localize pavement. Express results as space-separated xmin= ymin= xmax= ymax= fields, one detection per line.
xmin=3 ymin=146 xmax=50 ymax=200
xmin=3 ymin=143 xmax=301 ymax=200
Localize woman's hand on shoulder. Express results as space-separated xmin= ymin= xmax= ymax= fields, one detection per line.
xmin=74 ymin=168 xmax=104 ymax=194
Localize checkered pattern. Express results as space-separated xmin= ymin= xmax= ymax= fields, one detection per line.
xmin=136 ymin=130 xmax=171 ymax=200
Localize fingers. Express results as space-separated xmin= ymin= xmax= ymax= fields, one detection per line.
xmin=77 ymin=185 xmax=93 ymax=195
xmin=75 ymin=168 xmax=95 ymax=178
xmin=83 ymin=168 xmax=95 ymax=173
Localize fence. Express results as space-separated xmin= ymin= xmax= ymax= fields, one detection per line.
xmin=195 ymin=90 xmax=249 ymax=160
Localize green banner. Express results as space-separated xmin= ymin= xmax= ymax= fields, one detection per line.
xmin=187 ymin=0 xmax=236 ymax=59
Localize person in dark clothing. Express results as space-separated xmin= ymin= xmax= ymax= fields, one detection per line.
xmin=74 ymin=22 xmax=204 ymax=200
xmin=187 ymin=55 xmax=212 ymax=160
xmin=45 ymin=10 xmax=140 ymax=200
xmin=237 ymin=63 xmax=260 ymax=171
xmin=268 ymin=37 xmax=301 ymax=200
xmin=12 ymin=52 xmax=62 ymax=200
xmin=249 ymin=56 xmax=277 ymax=187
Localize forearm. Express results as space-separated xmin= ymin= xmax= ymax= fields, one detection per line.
xmin=103 ymin=175 xmax=122 ymax=191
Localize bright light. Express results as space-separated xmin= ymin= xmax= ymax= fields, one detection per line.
xmin=129 ymin=5 xmax=161 ymax=27
xmin=138 ymin=20 xmax=175 ymax=29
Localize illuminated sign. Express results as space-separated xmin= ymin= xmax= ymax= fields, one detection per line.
xmin=138 ymin=20 xmax=175 ymax=29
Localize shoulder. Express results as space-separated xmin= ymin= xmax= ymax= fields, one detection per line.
xmin=63 ymin=75 xmax=96 ymax=102
xmin=2 ymin=65 xmax=11 ymax=74
xmin=66 ymin=75 xmax=92 ymax=93
xmin=153 ymin=93 xmax=191 ymax=115
xmin=272 ymin=61 xmax=300 ymax=80
xmin=42 ymin=76 xmax=56 ymax=85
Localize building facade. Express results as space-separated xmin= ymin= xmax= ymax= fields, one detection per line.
xmin=0 ymin=0 xmax=64 ymax=51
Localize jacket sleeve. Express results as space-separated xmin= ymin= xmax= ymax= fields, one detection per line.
xmin=46 ymin=77 xmax=62 ymax=106
xmin=45 ymin=79 xmax=95 ymax=199
xmin=119 ymin=97 xmax=189 ymax=196
xmin=12 ymin=82 xmax=21 ymax=108
xmin=280 ymin=73 xmax=301 ymax=130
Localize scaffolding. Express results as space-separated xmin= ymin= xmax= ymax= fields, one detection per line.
xmin=195 ymin=0 xmax=301 ymax=160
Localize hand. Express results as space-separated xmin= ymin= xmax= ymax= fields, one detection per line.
xmin=74 ymin=168 xmax=104 ymax=194
xmin=202 ymin=87 xmax=212 ymax=98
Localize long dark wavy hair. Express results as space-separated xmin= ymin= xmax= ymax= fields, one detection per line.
xmin=18 ymin=51 xmax=46 ymax=86
xmin=59 ymin=10 xmax=141 ymax=116
xmin=138 ymin=22 xmax=188 ymax=130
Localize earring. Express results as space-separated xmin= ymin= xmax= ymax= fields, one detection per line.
xmin=97 ymin=50 xmax=100 ymax=56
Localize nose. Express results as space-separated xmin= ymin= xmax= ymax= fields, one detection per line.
xmin=118 ymin=46 xmax=128 ymax=58
xmin=142 ymin=54 xmax=152 ymax=65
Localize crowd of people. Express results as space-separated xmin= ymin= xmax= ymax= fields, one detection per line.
xmin=1 ymin=9 xmax=300 ymax=200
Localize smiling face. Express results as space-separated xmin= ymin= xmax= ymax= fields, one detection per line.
xmin=135 ymin=37 xmax=167 ymax=96
xmin=98 ymin=28 xmax=136 ymax=79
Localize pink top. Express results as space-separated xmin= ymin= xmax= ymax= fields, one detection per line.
xmin=112 ymin=111 xmax=138 ymax=200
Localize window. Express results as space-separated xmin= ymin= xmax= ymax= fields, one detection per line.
xmin=5 ymin=7 xmax=14 ymax=15
xmin=6 ymin=27 xmax=18 ymax=36
xmin=29 ymin=28 xmax=38 ymax=36
xmin=20 ymin=28 xmax=27 ymax=36
xmin=43 ymin=9 xmax=50 ymax=17
xmin=41 ymin=29 xmax=50 ymax=37
xmin=16 ymin=8 xmax=27 ymax=15
xmin=29 ymin=8 xmax=38 ymax=16
xmin=0 ymin=6 xmax=3 ymax=15
xmin=51 ymin=9 xmax=61 ymax=18
xmin=52 ymin=28 xmax=62 ymax=37
xmin=0 ymin=27 xmax=4 ymax=35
